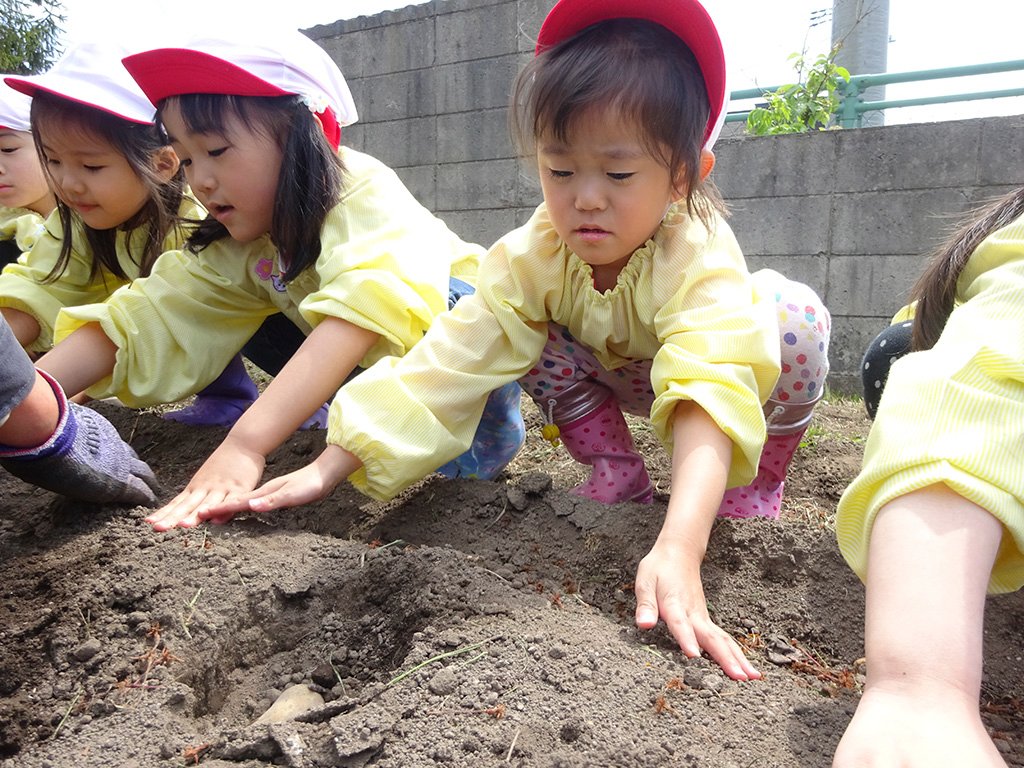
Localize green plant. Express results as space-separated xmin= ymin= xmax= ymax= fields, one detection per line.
xmin=0 ymin=0 xmax=64 ymax=75
xmin=745 ymin=44 xmax=850 ymax=136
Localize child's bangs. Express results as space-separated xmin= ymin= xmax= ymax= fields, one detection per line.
xmin=161 ymin=93 xmax=238 ymax=137
xmin=31 ymin=94 xmax=132 ymax=154
xmin=161 ymin=93 xmax=295 ymax=148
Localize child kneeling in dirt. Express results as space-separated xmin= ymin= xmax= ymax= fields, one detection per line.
xmin=834 ymin=188 xmax=1024 ymax=767
xmin=0 ymin=315 xmax=157 ymax=505
xmin=202 ymin=0 xmax=830 ymax=682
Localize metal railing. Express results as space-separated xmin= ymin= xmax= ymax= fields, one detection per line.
xmin=725 ymin=59 xmax=1024 ymax=128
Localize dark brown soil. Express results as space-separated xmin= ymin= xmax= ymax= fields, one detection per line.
xmin=1 ymin=396 xmax=1022 ymax=767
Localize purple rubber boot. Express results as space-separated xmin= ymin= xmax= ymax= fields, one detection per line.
xmin=163 ymin=354 xmax=258 ymax=428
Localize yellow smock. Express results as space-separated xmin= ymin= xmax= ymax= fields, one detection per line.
xmin=0 ymin=198 xmax=201 ymax=354
xmin=0 ymin=205 xmax=46 ymax=255
xmin=331 ymin=201 xmax=781 ymax=501
xmin=837 ymin=212 xmax=1024 ymax=593
xmin=55 ymin=148 xmax=481 ymax=407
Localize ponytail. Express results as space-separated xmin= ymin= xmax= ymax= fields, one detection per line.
xmin=910 ymin=187 xmax=1024 ymax=351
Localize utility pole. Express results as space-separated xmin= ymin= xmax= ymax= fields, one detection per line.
xmin=831 ymin=0 xmax=890 ymax=126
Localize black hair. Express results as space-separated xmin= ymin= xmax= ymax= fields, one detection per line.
xmin=160 ymin=93 xmax=343 ymax=281
xmin=910 ymin=187 xmax=1024 ymax=351
xmin=510 ymin=18 xmax=724 ymax=227
xmin=30 ymin=92 xmax=186 ymax=284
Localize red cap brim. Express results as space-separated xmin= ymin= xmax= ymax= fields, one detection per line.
xmin=123 ymin=48 xmax=341 ymax=149
xmin=122 ymin=49 xmax=290 ymax=107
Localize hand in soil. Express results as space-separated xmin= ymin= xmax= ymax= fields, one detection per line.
xmin=633 ymin=536 xmax=761 ymax=682
xmin=145 ymin=436 xmax=266 ymax=530
xmin=199 ymin=443 xmax=362 ymax=520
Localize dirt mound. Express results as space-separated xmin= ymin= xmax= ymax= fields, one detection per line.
xmin=1 ymin=398 xmax=1022 ymax=767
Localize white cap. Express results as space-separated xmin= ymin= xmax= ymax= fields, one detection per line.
xmin=5 ymin=42 xmax=156 ymax=124
xmin=122 ymin=29 xmax=357 ymax=149
xmin=0 ymin=78 xmax=33 ymax=132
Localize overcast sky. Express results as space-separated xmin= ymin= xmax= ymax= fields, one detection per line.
xmin=55 ymin=0 xmax=1024 ymax=125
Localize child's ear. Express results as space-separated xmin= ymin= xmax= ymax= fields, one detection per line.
xmin=152 ymin=146 xmax=180 ymax=182
xmin=699 ymin=149 xmax=715 ymax=181
xmin=671 ymin=150 xmax=716 ymax=199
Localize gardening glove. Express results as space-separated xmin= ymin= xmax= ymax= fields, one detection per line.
xmin=0 ymin=369 xmax=160 ymax=506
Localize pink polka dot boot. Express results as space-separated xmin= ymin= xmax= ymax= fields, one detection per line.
xmin=717 ymin=428 xmax=807 ymax=519
xmin=556 ymin=396 xmax=653 ymax=504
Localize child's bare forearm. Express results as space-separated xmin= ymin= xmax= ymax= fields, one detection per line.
xmin=659 ymin=400 xmax=731 ymax=553
xmin=862 ymin=486 xmax=1001 ymax=694
xmin=35 ymin=322 xmax=116 ymax=397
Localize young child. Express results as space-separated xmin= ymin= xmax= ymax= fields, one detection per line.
xmin=0 ymin=43 xmax=258 ymax=425
xmin=33 ymin=30 xmax=524 ymax=528
xmin=203 ymin=0 xmax=831 ymax=681
xmin=834 ymin=188 xmax=1024 ymax=767
xmin=0 ymin=314 xmax=158 ymax=505
xmin=0 ymin=79 xmax=55 ymax=269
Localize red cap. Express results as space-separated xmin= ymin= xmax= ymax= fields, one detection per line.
xmin=536 ymin=0 xmax=728 ymax=148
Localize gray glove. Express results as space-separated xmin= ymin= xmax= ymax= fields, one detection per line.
xmin=0 ymin=370 xmax=160 ymax=506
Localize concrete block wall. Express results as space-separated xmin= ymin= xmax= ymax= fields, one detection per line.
xmin=718 ymin=116 xmax=1024 ymax=391
xmin=308 ymin=1 xmax=1024 ymax=394
xmin=311 ymin=0 xmax=547 ymax=243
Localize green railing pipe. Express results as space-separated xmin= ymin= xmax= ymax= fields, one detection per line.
xmin=726 ymin=59 xmax=1024 ymax=129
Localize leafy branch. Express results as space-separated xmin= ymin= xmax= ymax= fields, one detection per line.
xmin=745 ymin=44 xmax=851 ymax=135
xmin=0 ymin=0 xmax=65 ymax=75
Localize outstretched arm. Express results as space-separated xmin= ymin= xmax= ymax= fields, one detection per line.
xmin=833 ymin=484 xmax=1007 ymax=767
xmin=145 ymin=317 xmax=379 ymax=530
xmin=633 ymin=400 xmax=761 ymax=681
xmin=34 ymin=322 xmax=118 ymax=398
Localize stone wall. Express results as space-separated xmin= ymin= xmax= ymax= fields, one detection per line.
xmin=309 ymin=0 xmax=1024 ymax=393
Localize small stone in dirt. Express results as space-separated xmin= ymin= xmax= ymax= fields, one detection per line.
xmin=428 ymin=667 xmax=459 ymax=696
xmin=516 ymin=472 xmax=553 ymax=495
xmin=506 ymin=487 xmax=529 ymax=511
xmin=159 ymin=741 xmax=179 ymax=759
xmin=254 ymin=684 xmax=324 ymax=725
xmin=311 ymin=663 xmax=338 ymax=688
xmin=764 ymin=634 xmax=802 ymax=666
xmin=72 ymin=638 xmax=102 ymax=662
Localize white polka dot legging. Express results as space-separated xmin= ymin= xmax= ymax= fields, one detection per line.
xmin=519 ymin=270 xmax=831 ymax=428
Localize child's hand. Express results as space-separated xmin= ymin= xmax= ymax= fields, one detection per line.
xmin=633 ymin=536 xmax=761 ymax=682
xmin=833 ymin=683 xmax=1007 ymax=767
xmin=199 ymin=444 xmax=361 ymax=521
xmin=144 ymin=436 xmax=266 ymax=530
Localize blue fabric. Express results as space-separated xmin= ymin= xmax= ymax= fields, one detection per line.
xmin=436 ymin=277 xmax=526 ymax=480
xmin=241 ymin=312 xmax=308 ymax=377
xmin=861 ymin=320 xmax=913 ymax=419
